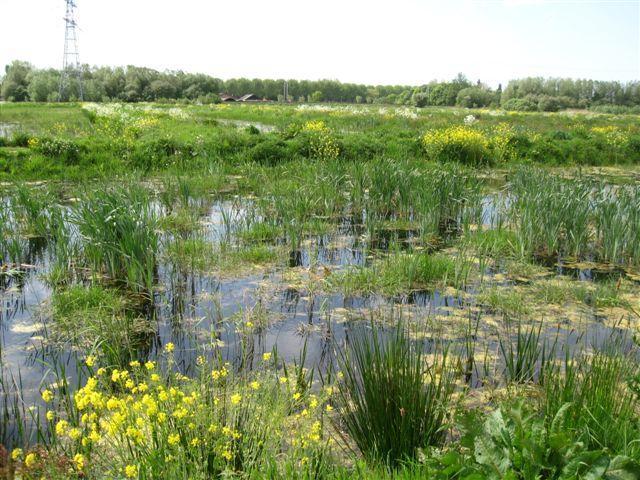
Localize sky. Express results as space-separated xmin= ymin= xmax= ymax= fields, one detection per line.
xmin=1 ymin=0 xmax=639 ymax=86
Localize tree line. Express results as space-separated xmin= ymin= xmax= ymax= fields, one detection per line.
xmin=2 ymin=60 xmax=640 ymax=111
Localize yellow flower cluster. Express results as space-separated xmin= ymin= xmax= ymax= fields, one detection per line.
xmin=301 ymin=121 xmax=340 ymax=160
xmin=302 ymin=120 xmax=329 ymax=133
xmin=489 ymin=123 xmax=518 ymax=162
xmin=422 ymin=126 xmax=490 ymax=165
xmin=35 ymin=354 xmax=334 ymax=477
xmin=591 ymin=126 xmax=629 ymax=148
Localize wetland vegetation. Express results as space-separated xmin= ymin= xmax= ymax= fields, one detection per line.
xmin=1 ymin=101 xmax=640 ymax=479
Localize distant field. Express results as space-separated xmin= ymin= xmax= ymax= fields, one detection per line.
xmin=0 ymin=102 xmax=639 ymax=181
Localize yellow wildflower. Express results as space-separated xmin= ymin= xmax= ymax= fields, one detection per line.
xmin=74 ymin=453 xmax=85 ymax=471
xmin=230 ymin=393 xmax=242 ymax=405
xmin=25 ymin=452 xmax=37 ymax=468
xmin=11 ymin=448 xmax=23 ymax=460
xmin=125 ymin=464 xmax=138 ymax=478
xmin=55 ymin=419 xmax=69 ymax=436
xmin=41 ymin=389 xmax=54 ymax=402
xmin=164 ymin=342 xmax=175 ymax=353
xmin=85 ymin=355 xmax=96 ymax=367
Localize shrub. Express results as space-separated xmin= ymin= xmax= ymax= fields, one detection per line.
xmin=129 ymin=136 xmax=190 ymax=170
xmin=31 ymin=137 xmax=82 ymax=163
xmin=246 ymin=138 xmax=294 ymax=165
xmin=456 ymin=87 xmax=494 ymax=108
xmin=422 ymin=126 xmax=491 ymax=166
xmin=537 ymin=95 xmax=562 ymax=112
xmin=10 ymin=131 xmax=31 ymax=147
xmin=299 ymin=121 xmax=340 ymax=160
xmin=502 ymin=97 xmax=538 ymax=112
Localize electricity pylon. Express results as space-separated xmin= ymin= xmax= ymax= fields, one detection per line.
xmin=59 ymin=0 xmax=84 ymax=101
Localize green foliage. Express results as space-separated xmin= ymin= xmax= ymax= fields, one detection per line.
xmin=502 ymin=96 xmax=539 ymax=112
xmin=467 ymin=401 xmax=640 ymax=479
xmin=456 ymin=87 xmax=494 ymax=108
xmin=508 ymin=167 xmax=640 ymax=264
xmin=543 ymin=350 xmax=640 ymax=456
xmin=32 ymin=137 xmax=82 ymax=163
xmin=70 ymin=186 xmax=159 ymax=292
xmin=51 ymin=285 xmax=151 ymax=367
xmin=499 ymin=322 xmax=549 ymax=383
xmin=331 ymin=252 xmax=468 ymax=296
xmin=336 ymin=323 xmax=454 ymax=466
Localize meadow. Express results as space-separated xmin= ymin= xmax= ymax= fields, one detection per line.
xmin=1 ymin=101 xmax=640 ymax=479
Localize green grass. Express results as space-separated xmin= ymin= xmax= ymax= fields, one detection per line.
xmin=3 ymin=102 xmax=640 ymax=479
xmin=336 ymin=323 xmax=455 ymax=466
xmin=51 ymin=284 xmax=152 ymax=366
xmin=70 ymin=186 xmax=159 ymax=292
xmin=330 ymin=252 xmax=469 ymax=296
xmin=1 ymin=103 xmax=639 ymax=183
xmin=499 ymin=321 xmax=550 ymax=383
xmin=166 ymin=236 xmax=282 ymax=273
xmin=463 ymin=228 xmax=522 ymax=259
xmin=477 ymin=287 xmax=530 ymax=317
xmin=542 ymin=349 xmax=640 ymax=456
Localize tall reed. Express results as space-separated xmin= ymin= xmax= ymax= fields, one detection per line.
xmin=336 ymin=323 xmax=454 ymax=466
xmin=70 ymin=186 xmax=158 ymax=292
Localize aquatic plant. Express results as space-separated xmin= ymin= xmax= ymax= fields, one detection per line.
xmin=70 ymin=186 xmax=159 ymax=293
xmin=499 ymin=321 xmax=549 ymax=383
xmin=336 ymin=323 xmax=454 ymax=466
xmin=542 ymin=348 xmax=640 ymax=456
xmin=9 ymin=352 xmax=334 ymax=479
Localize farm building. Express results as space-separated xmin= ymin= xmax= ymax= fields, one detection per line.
xmin=219 ymin=93 xmax=265 ymax=102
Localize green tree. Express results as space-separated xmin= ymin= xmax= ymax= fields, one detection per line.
xmin=1 ymin=60 xmax=33 ymax=101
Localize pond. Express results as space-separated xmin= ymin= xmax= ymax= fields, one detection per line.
xmin=2 ymin=182 xmax=638 ymax=446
